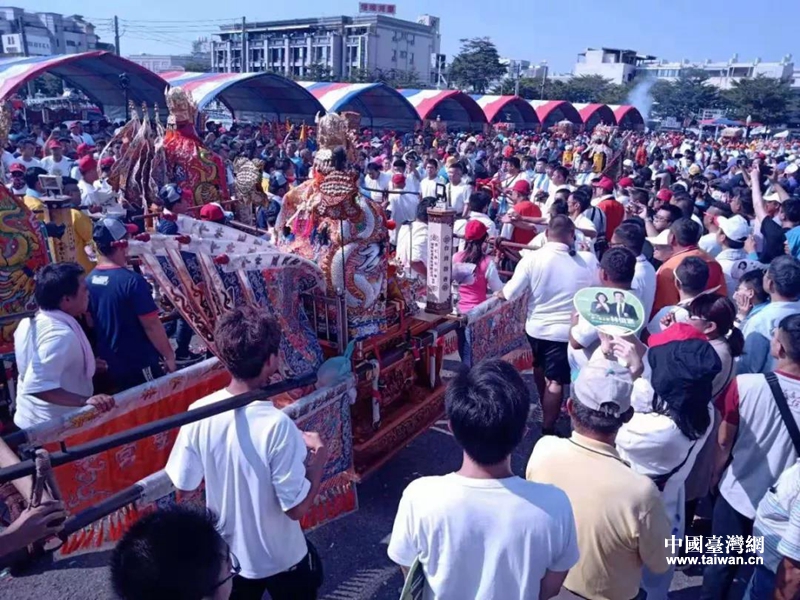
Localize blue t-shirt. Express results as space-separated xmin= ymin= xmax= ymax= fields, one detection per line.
xmin=87 ymin=266 xmax=161 ymax=378
xmin=157 ymin=218 xmax=179 ymax=235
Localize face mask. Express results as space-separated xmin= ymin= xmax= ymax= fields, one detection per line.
xmin=711 ymin=190 xmax=724 ymax=201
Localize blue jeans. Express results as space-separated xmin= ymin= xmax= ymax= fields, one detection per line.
xmin=164 ymin=317 xmax=193 ymax=357
xmin=744 ymin=564 xmax=777 ymax=600
xmin=700 ymin=494 xmax=754 ymax=600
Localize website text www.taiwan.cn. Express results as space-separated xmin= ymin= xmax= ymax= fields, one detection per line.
xmin=664 ymin=535 xmax=765 ymax=566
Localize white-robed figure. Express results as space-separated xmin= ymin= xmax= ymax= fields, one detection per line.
xmin=13 ymin=263 xmax=114 ymax=429
xmin=612 ymin=328 xmax=722 ymax=600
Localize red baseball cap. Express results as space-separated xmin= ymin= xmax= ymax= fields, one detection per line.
xmin=76 ymin=142 xmax=95 ymax=156
xmin=78 ymin=155 xmax=97 ymax=174
xmin=617 ymin=176 xmax=635 ymax=188
xmin=592 ymin=176 xmax=615 ymax=193
xmin=464 ymin=220 xmax=489 ymax=241
xmin=200 ymin=203 xmax=225 ymax=222
xmin=511 ymin=179 xmax=531 ymax=195
xmin=656 ymin=189 xmax=673 ymax=202
xmin=47 ymin=139 xmax=62 ymax=150
xmin=391 ymin=173 xmax=406 ymax=187
xmin=99 ymin=157 xmax=115 ymax=169
xmin=9 ymin=162 xmax=25 ymax=174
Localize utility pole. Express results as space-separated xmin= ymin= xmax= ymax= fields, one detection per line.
xmin=514 ymin=62 xmax=521 ymax=96
xmin=114 ymin=16 xmax=120 ymax=56
xmin=241 ymin=16 xmax=247 ymax=73
xmin=18 ymin=16 xmax=34 ymax=99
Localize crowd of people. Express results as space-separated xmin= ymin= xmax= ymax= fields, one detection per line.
xmin=3 ymin=113 xmax=800 ymax=600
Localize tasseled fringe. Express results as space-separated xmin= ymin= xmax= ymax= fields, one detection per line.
xmin=441 ymin=330 xmax=459 ymax=356
xmin=505 ymin=348 xmax=533 ymax=372
xmin=58 ymin=502 xmax=151 ymax=558
xmin=300 ymin=480 xmax=358 ymax=532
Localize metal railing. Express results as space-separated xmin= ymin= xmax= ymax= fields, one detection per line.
xmin=0 ymin=373 xmax=316 ymax=486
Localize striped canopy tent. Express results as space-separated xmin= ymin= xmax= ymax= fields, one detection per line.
xmin=529 ymin=100 xmax=582 ymax=129
xmin=0 ymin=51 xmax=167 ymax=121
xmin=162 ymin=72 xmax=323 ymax=122
xmin=572 ymin=103 xmax=617 ymax=130
xmin=398 ymin=89 xmax=486 ymax=130
xmin=470 ymin=95 xmax=540 ymax=130
xmin=299 ymin=82 xmax=419 ymax=130
xmin=608 ymin=105 xmax=645 ymax=130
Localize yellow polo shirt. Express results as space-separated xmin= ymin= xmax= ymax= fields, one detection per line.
xmin=526 ymin=432 xmax=671 ymax=600
xmin=23 ymin=194 xmax=45 ymax=221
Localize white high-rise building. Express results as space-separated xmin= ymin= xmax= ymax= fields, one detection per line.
xmin=0 ymin=8 xmax=108 ymax=56
xmin=573 ymin=47 xmax=794 ymax=90
xmin=211 ymin=14 xmax=442 ymax=85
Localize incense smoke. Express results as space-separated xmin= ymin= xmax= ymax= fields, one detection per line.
xmin=625 ymin=78 xmax=656 ymax=121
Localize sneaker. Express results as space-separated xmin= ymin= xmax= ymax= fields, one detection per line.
xmin=175 ymin=351 xmax=205 ymax=367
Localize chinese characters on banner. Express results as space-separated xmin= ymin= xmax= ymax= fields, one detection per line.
xmin=358 ymin=3 xmax=397 ymax=14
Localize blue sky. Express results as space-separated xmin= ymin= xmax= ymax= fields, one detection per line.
xmin=32 ymin=0 xmax=799 ymax=73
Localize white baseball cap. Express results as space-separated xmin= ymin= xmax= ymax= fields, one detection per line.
xmin=646 ymin=229 xmax=671 ymax=246
xmin=786 ymin=164 xmax=799 ymax=175
xmin=623 ymin=159 xmax=634 ymax=167
xmin=717 ymin=215 xmax=751 ymax=242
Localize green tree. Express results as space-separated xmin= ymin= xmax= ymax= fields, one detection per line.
xmin=182 ymin=61 xmax=210 ymax=73
xmin=495 ymin=77 xmax=566 ymax=100
xmin=347 ymin=67 xmax=375 ymax=83
xmin=650 ymin=69 xmax=720 ymax=122
xmin=306 ymin=63 xmax=334 ymax=82
xmin=562 ymin=75 xmax=613 ymax=103
xmin=31 ymin=73 xmax=63 ymax=98
xmin=448 ymin=37 xmax=506 ymax=93
xmin=721 ymin=75 xmax=793 ymax=125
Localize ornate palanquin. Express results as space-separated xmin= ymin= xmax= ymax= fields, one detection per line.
xmin=0 ymin=187 xmax=49 ymax=356
xmin=462 ymin=294 xmax=533 ymax=371
xmin=277 ymin=112 xmax=390 ymax=341
xmin=129 ymin=215 xmax=324 ymax=381
xmin=103 ymin=92 xmax=229 ymax=209
xmin=16 ymin=360 xmax=357 ymax=556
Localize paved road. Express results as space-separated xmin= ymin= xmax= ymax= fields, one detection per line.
xmin=0 ymin=370 xmax=736 ymax=599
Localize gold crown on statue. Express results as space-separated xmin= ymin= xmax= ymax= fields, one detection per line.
xmin=165 ymin=86 xmax=198 ymax=125
xmin=315 ymin=111 xmax=351 ymax=150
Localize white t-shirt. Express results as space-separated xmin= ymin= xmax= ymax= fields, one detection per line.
xmin=388 ymin=188 xmax=420 ymax=244
xmin=364 ymin=172 xmax=390 ymax=203
xmin=420 ymin=176 xmax=443 ymax=200
xmin=503 ymin=242 xmax=600 ymax=342
xmin=40 ymin=155 xmax=74 ymax=178
xmin=396 ymin=221 xmax=428 ymax=278
xmin=388 ymin=473 xmax=579 ymax=600
xmin=446 ymin=181 xmax=471 ymax=215
xmin=568 ymin=315 xmax=600 ymax=376
xmin=165 ymin=390 xmax=310 ymax=579
xmin=13 ymin=313 xmax=94 ymax=429
xmin=617 ymin=399 xmax=714 ymax=539
xmin=78 ymin=179 xmax=100 ymax=208
xmin=632 ymin=255 xmax=657 ymax=323
xmin=698 ymin=232 xmax=722 ymax=257
xmin=18 ymin=156 xmax=42 ymax=170
xmin=716 ymin=249 xmax=762 ymax=301
xmin=71 ymin=132 xmax=95 ymax=146
xmin=719 ymin=372 xmax=800 ymax=519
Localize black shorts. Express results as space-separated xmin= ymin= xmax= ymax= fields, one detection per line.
xmin=527 ymin=335 xmax=570 ymax=384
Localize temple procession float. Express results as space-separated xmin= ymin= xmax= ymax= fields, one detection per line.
xmin=0 ymin=90 xmax=535 ymax=561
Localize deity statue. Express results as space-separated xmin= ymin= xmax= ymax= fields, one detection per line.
xmin=277 ymin=112 xmax=389 ymax=340
xmin=232 ymin=158 xmax=268 ymax=226
xmin=162 ymin=87 xmax=230 ymax=207
xmin=0 ymin=104 xmax=49 ymax=354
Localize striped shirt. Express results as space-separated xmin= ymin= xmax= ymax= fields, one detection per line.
xmin=754 ymin=461 xmax=800 ymax=572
